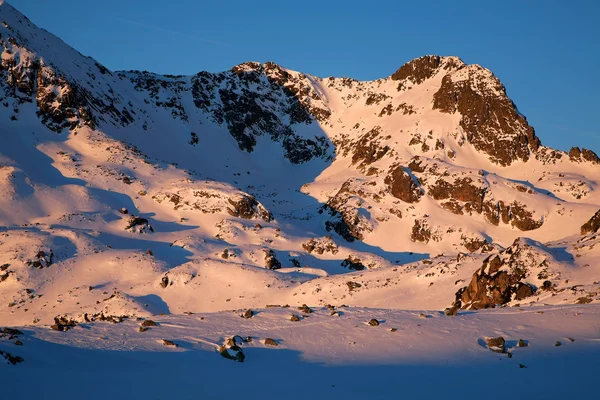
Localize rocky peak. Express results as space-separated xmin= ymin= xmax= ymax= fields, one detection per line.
xmin=390 ymin=55 xmax=464 ymax=88
xmin=432 ymin=61 xmax=541 ymax=166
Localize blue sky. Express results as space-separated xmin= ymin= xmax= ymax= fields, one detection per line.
xmin=9 ymin=0 xmax=600 ymax=152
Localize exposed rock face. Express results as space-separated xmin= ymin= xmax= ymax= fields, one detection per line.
xmin=263 ymin=249 xmax=281 ymax=270
xmin=569 ymin=147 xmax=600 ymax=164
xmin=461 ymin=235 xmax=493 ymax=253
xmin=384 ymin=165 xmax=423 ymax=203
xmin=454 ymin=239 xmax=540 ymax=310
xmin=411 ymin=218 xmax=439 ymax=243
xmin=433 ymin=64 xmax=541 ymax=166
xmin=429 ymin=177 xmax=486 ymax=214
xmin=350 ymin=127 xmax=390 ymax=169
xmin=341 ymin=256 xmax=366 ymax=271
xmin=51 ymin=316 xmax=77 ymax=331
xmin=302 ymin=236 xmax=339 ymax=255
xmin=190 ymin=62 xmax=332 ymax=162
xmin=581 ymin=210 xmax=600 ymax=235
xmin=390 ymin=55 xmax=462 ymax=90
xmin=227 ymin=195 xmax=272 ymax=222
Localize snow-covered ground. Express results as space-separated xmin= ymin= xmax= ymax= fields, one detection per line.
xmin=3 ymin=305 xmax=599 ymax=399
xmin=0 ymin=1 xmax=599 ymax=397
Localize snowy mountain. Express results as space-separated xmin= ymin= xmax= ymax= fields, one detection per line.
xmin=1 ymin=2 xmax=599 ymax=397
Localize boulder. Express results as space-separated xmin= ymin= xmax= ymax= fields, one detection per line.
xmin=486 ymin=337 xmax=506 ymax=353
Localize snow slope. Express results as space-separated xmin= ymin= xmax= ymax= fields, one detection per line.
xmin=0 ymin=2 xmax=599 ymax=397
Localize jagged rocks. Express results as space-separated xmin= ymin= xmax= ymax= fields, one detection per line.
xmin=227 ymin=195 xmax=272 ymax=222
xmin=302 ymin=236 xmax=339 ymax=255
xmin=384 ymin=165 xmax=423 ymax=203
xmin=432 ymin=64 xmax=540 ymax=166
xmin=297 ymin=304 xmax=313 ymax=314
xmin=390 ymin=55 xmax=461 ymax=89
xmin=486 ymin=337 xmax=506 ymax=353
xmin=324 ymin=208 xmax=365 ymax=242
xmin=124 ymin=216 xmax=154 ymax=233
xmin=263 ymin=249 xmax=281 ymax=270
xmin=569 ymin=147 xmax=600 ymax=164
xmin=51 ymin=316 xmax=78 ymax=331
xmin=350 ymin=126 xmax=390 ymax=168
xmin=461 ymin=235 xmax=493 ymax=253
xmin=219 ymin=344 xmax=245 ymax=362
xmin=347 ymin=281 xmax=362 ymax=291
xmin=429 ymin=177 xmax=486 ymax=214
xmin=81 ymin=312 xmax=128 ymax=324
xmin=26 ymin=250 xmax=54 ymax=269
xmin=517 ymin=339 xmax=528 ymax=347
xmin=454 ymin=242 xmax=538 ymax=310
xmin=341 ymin=256 xmax=366 ymax=271
xmin=0 ymin=350 xmax=24 ymax=365
xmin=581 ymin=210 xmax=600 ymax=235
xmin=411 ymin=218 xmax=439 ymax=243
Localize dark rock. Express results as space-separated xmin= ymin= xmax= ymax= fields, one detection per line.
xmin=160 ymin=276 xmax=169 ymax=288
xmin=263 ymin=249 xmax=281 ymax=270
xmin=219 ymin=345 xmax=245 ymax=362
xmin=341 ymin=256 xmax=366 ymax=271
xmin=50 ymin=316 xmax=77 ymax=332
xmin=125 ymin=215 xmax=153 ymax=233
xmin=264 ymin=338 xmax=278 ymax=346
xmin=141 ymin=320 xmax=157 ymax=327
xmin=576 ymin=297 xmax=592 ymax=304
xmin=242 ymin=309 xmax=254 ymax=319
xmin=290 ymin=314 xmax=300 ymax=322
xmin=454 ymin=242 xmax=537 ymax=310
xmin=581 ymin=209 xmax=600 ymax=235
xmin=346 ymin=281 xmax=362 ymax=291
xmin=391 ymin=55 xmax=444 ymax=86
xmin=569 ymin=147 xmax=600 ymax=164
xmin=298 ymin=304 xmax=312 ymax=314
xmin=444 ymin=307 xmax=458 ymax=316
xmin=554 ymin=341 xmax=561 ymax=347
xmin=162 ymin=339 xmax=178 ymax=347
xmin=302 ymin=236 xmax=339 ymax=255
xmin=368 ymin=319 xmax=380 ymax=326
xmin=2 ymin=328 xmax=23 ymax=336
xmin=227 ymin=195 xmax=272 ymax=222
xmin=486 ymin=337 xmax=506 ymax=353
xmin=433 ymin=64 xmax=540 ymax=166
xmin=384 ymin=165 xmax=423 ymax=203
xmin=517 ymin=339 xmax=527 ymax=347
xmin=0 ymin=350 xmax=24 ymax=365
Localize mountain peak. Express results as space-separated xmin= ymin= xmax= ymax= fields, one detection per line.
xmin=390 ymin=55 xmax=465 ymax=85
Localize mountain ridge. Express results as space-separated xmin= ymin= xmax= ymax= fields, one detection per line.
xmin=0 ymin=0 xmax=599 ymax=328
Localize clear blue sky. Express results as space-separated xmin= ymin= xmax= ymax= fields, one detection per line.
xmin=9 ymin=0 xmax=600 ymax=153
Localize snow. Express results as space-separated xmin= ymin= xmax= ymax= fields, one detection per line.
xmin=0 ymin=1 xmax=599 ymax=398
